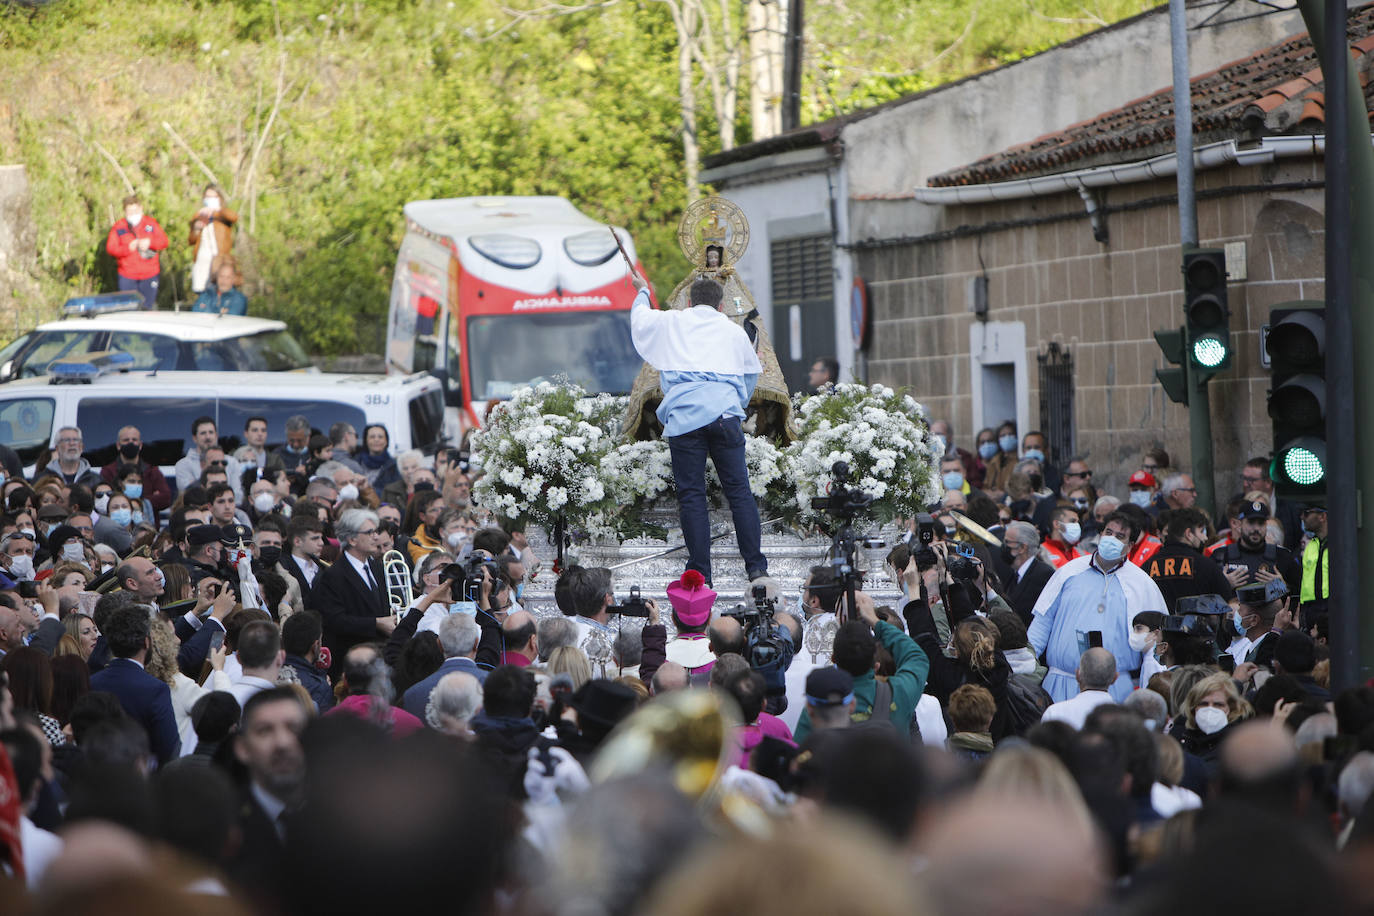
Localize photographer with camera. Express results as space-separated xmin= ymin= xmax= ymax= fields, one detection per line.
xmin=792 ymin=590 xmax=929 ymax=743
xmin=385 ymin=549 xmax=504 ymax=676
xmin=563 ymin=566 xmax=661 ymax=679
xmin=779 ymin=565 xmax=845 ymax=732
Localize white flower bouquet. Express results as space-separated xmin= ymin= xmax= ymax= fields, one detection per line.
xmin=780 ymin=382 xmax=941 ymax=531
xmin=470 ymin=381 xmax=621 ymax=534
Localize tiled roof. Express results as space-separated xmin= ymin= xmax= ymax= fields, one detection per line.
xmin=929 ymin=8 xmax=1374 ymax=188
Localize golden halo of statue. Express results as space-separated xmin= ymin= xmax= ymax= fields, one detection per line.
xmin=677 ymin=197 xmax=750 ymax=270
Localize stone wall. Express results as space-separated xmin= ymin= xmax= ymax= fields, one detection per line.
xmin=853 ymin=158 xmax=1326 ymax=504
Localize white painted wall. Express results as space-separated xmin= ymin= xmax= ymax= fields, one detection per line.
xmin=843 ymin=4 xmax=1311 ymax=198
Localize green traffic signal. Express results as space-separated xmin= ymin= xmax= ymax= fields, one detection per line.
xmin=1277 ymin=438 xmax=1326 ymax=486
xmin=1183 ymin=249 xmax=1231 ymax=376
xmin=1266 ymin=302 xmax=1327 ymax=500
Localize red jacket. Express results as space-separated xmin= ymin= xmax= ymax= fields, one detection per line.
xmin=1130 ymin=535 xmax=1163 ymax=567
xmin=106 ymin=216 xmax=169 ymax=280
xmin=1043 ymin=539 xmax=1083 ymax=569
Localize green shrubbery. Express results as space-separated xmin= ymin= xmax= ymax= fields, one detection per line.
xmin=0 ymin=0 xmax=1154 ymax=354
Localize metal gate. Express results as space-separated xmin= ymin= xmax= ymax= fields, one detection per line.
xmin=1037 ymin=342 xmax=1075 ymax=467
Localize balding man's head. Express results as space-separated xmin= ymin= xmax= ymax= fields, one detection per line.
xmin=501 ymin=610 xmax=537 ymax=657
xmin=708 ymin=616 xmax=746 ymax=657
xmin=651 ymin=661 xmax=689 ymax=694
xmin=1076 ymin=648 xmax=1117 ymax=692
xmin=1218 ymin=720 xmax=1305 ymax=811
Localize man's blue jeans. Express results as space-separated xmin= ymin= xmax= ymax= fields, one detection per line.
xmin=668 ymin=415 xmax=767 ymax=585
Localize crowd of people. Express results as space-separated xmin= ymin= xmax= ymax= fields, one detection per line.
xmin=0 ymin=403 xmax=1366 ymax=916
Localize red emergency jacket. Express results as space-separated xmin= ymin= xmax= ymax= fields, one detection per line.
xmin=106 ymin=216 xmax=169 ymax=280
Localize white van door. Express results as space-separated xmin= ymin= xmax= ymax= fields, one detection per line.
xmin=387 ymin=233 xmax=452 ymax=377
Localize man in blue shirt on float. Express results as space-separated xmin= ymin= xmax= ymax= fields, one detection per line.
xmin=628 ymin=272 xmax=769 ymax=589
xmin=1028 ymin=510 xmax=1168 ymax=702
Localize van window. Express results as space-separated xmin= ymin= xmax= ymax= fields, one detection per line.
xmin=217 ymin=399 xmax=366 ymax=453
xmin=20 ymin=331 xmax=99 ymax=378
xmin=109 ymin=332 xmax=182 ymax=371
xmin=75 ymin=396 xmax=214 ymax=469
xmin=0 ymin=397 xmax=55 ymax=466
xmin=466 ymin=312 xmax=639 ymax=399
xmin=192 ymin=331 xmax=311 ymax=372
xmin=408 ymin=388 xmax=444 ymax=451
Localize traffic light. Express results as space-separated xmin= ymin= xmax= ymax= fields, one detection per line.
xmin=1266 ymin=302 xmax=1327 ymax=501
xmin=1154 ymin=327 xmax=1189 ymax=404
xmin=1183 ymin=249 xmax=1232 ymax=379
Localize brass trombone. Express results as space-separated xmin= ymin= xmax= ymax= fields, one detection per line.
xmin=382 ymin=549 xmax=413 ymax=622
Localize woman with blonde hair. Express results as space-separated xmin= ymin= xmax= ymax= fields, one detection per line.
xmin=977 ymin=744 xmax=1097 ymax=836
xmin=548 ymin=646 xmax=593 ymax=691
xmin=1170 ymin=671 xmax=1251 ymax=768
xmin=56 ymin=613 xmax=100 ymax=662
xmin=145 ymin=612 xmax=233 ymax=756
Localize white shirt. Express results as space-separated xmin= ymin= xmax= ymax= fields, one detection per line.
xmin=915 ymin=694 xmax=948 ymax=747
xmin=1040 ymin=688 xmax=1115 ymax=730
xmin=250 ymin=782 xmax=288 ymax=841
xmin=229 ymin=674 xmax=278 ymax=710
xmin=293 ymin=552 xmax=320 ymax=589
xmin=171 ymin=670 xmax=233 ymax=756
xmin=1015 ymin=555 xmax=1035 ymax=582
xmin=21 ymin=815 xmax=62 ymax=889
xmin=345 ymin=551 xmax=378 ymax=591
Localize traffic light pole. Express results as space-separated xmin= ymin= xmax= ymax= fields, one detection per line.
xmin=1169 ymin=0 xmax=1218 ymax=517
xmin=1300 ymin=0 xmax=1370 ymax=688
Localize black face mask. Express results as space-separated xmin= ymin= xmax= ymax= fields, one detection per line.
xmin=1029 ymin=473 xmax=1044 ymax=491
xmin=999 ymin=544 xmax=1015 ymax=565
xmin=258 ymin=545 xmax=282 ymax=567
xmin=119 ymin=442 xmax=141 ymax=460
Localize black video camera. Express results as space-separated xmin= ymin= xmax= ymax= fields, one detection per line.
xmin=945 ymin=542 xmax=980 ymax=581
xmin=442 ymin=553 xmax=499 ymax=602
xmin=609 ymin=585 xmax=651 ymax=617
xmin=722 ymin=586 xmax=795 ymax=707
xmin=809 ymin=461 xmax=873 ymax=521
xmin=912 ymin=512 xmax=938 ymax=571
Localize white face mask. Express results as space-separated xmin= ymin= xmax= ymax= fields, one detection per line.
xmin=1127 ymin=630 xmax=1152 ymax=653
xmin=9 ymin=555 xmax=33 ymax=581
xmin=338 ymin=483 xmax=360 ymax=502
xmin=1194 ymin=706 xmax=1230 ymax=735
xmin=253 ymin=492 xmax=276 ymax=514
xmin=1062 ymin=522 xmax=1082 ymax=545
xmin=446 ymin=531 xmax=467 ymax=549
xmin=94 ymin=495 xmax=110 ymax=515
xmin=62 ymin=541 xmax=86 ymax=563
xmin=203 ymin=197 xmax=220 ymax=210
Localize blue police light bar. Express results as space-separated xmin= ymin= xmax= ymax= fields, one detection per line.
xmin=60 ymin=292 xmax=143 ymax=317
xmin=47 ymin=350 xmax=136 ymax=384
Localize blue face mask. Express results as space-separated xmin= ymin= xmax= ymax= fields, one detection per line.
xmin=1062 ymin=522 xmax=1082 ymax=545
xmin=1129 ymin=490 xmax=1153 ymax=508
xmin=1233 ymin=610 xmax=1249 ymax=634
xmin=941 ymin=471 xmax=964 ymax=491
xmin=1097 ymin=534 xmax=1126 ymax=562
xmin=978 ymin=442 xmax=998 ymax=461
xmin=515 ymin=582 xmax=525 ymax=600
xmin=125 ymin=483 xmax=143 ymax=499
xmin=998 ymin=434 xmax=1018 ymax=453
xmin=795 ymin=590 xmax=808 ymax=618
xmin=131 ymin=510 xmax=144 ymax=525
xmin=110 ymin=508 xmax=132 ymax=527
xmin=1023 ymin=448 xmax=1045 ymax=463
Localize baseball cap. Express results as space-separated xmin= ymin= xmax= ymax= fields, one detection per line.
xmin=1128 ymin=470 xmax=1157 ymax=488
xmin=805 ymin=667 xmax=854 ymax=706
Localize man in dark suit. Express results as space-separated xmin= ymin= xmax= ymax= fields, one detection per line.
xmin=89 ymin=604 xmax=180 ymax=764
xmin=309 ymin=508 xmax=396 ymax=678
xmin=282 ymin=515 xmax=327 ymax=597
xmin=228 ymin=687 xmax=309 ymax=893
xmin=402 ymin=613 xmax=487 ymax=719
xmin=1002 ymin=520 xmax=1055 ymax=626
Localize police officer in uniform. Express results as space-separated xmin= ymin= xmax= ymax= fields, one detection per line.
xmin=1215 ymin=500 xmax=1300 ymax=594
xmin=1143 ymin=508 xmax=1235 ymax=613
xmin=1298 ymin=504 xmax=1328 ymax=629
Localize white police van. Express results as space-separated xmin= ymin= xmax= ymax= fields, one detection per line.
xmin=0 ymin=292 xmax=316 ymax=383
xmin=0 ymin=357 xmax=447 ymax=476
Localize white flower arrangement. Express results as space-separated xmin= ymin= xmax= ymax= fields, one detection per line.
xmin=472 ymin=379 xmax=938 ymax=543
xmin=470 ymin=380 xmax=621 ymax=533
xmin=781 ymin=382 xmax=940 ymax=531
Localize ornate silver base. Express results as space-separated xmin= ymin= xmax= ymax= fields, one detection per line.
xmin=520 ymin=510 xmax=904 ymax=619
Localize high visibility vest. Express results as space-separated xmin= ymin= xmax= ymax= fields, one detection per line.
xmin=1301 ymin=537 xmax=1328 ymax=603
